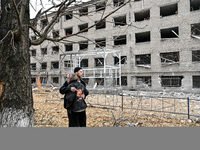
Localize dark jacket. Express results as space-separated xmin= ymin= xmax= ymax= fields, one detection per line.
xmin=59 ymin=79 xmax=88 ymax=110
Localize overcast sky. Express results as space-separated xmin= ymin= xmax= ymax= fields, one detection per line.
xmin=30 ymin=0 xmax=89 ymax=19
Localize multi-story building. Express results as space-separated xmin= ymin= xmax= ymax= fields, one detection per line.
xmin=30 ymin=0 xmax=200 ymax=93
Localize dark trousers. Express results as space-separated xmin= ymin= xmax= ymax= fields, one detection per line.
xmin=67 ymin=110 xmax=86 ymax=127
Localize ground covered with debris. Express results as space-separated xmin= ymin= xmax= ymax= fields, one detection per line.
xmin=33 ymin=90 xmax=200 ymax=127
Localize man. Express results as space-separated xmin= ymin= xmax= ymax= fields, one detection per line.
xmin=59 ymin=67 xmax=88 ymax=127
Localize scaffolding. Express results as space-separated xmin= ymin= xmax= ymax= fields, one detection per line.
xmin=59 ymin=48 xmax=122 ymax=89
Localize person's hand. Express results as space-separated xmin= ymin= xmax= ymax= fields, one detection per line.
xmin=71 ymin=87 xmax=77 ymax=92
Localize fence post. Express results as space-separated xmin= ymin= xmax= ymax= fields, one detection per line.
xmin=187 ymin=97 xmax=190 ymax=119
xmin=122 ymin=93 xmax=123 ymax=111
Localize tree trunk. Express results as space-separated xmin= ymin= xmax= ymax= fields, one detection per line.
xmin=0 ymin=0 xmax=34 ymax=127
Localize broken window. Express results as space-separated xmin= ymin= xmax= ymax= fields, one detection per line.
xmin=117 ymin=76 xmax=127 ymax=86
xmin=134 ymin=0 xmax=142 ymax=2
xmin=135 ymin=31 xmax=150 ymax=43
xmin=65 ymin=27 xmax=73 ymax=35
xmin=31 ymin=77 xmax=36 ymax=84
xmin=65 ymin=44 xmax=73 ymax=51
xmin=41 ymin=19 xmax=48 ymax=29
xmin=160 ymin=3 xmax=178 ymax=17
xmin=95 ymin=58 xmax=104 ymax=67
xmin=51 ymin=61 xmax=59 ymax=69
xmin=30 ymin=63 xmax=36 ymax=70
xmin=193 ymin=76 xmax=200 ymax=88
xmin=52 ymin=46 xmax=59 ymax=54
xmin=79 ymin=23 xmax=88 ymax=32
xmin=96 ymin=78 xmax=104 ymax=85
xmin=114 ymin=35 xmax=126 ymax=45
xmin=135 ymin=9 xmax=150 ymax=22
xmin=79 ymin=41 xmax=88 ymax=50
xmin=190 ymin=0 xmax=200 ymax=11
xmin=136 ymin=54 xmax=151 ymax=66
xmin=64 ymin=60 xmax=73 ymax=68
xmin=80 ymin=59 xmax=88 ymax=67
xmin=95 ymin=38 xmax=106 ymax=48
xmin=95 ymin=20 xmax=106 ymax=30
xmin=30 ymin=49 xmax=36 ymax=57
xmin=41 ymin=62 xmax=47 ymax=70
xmin=136 ymin=76 xmax=152 ymax=86
xmin=41 ymin=48 xmax=47 ymax=55
xmin=52 ymin=30 xmax=59 ymax=38
xmin=113 ymin=15 xmax=126 ymax=26
xmin=95 ymin=2 xmax=106 ymax=12
xmin=52 ymin=77 xmax=59 ymax=84
xmin=114 ymin=56 xmax=127 ymax=65
xmin=191 ymin=23 xmax=200 ymax=37
xmin=40 ymin=77 xmax=47 ymax=84
xmin=160 ymin=76 xmax=183 ymax=87
xmin=160 ymin=52 xmax=179 ymax=65
xmin=113 ymin=0 xmax=124 ymax=7
xmin=65 ymin=11 xmax=73 ymax=20
xmin=192 ymin=50 xmax=200 ymax=62
xmin=31 ymin=36 xmax=36 ymax=40
xmin=161 ymin=27 xmax=179 ymax=39
xmin=79 ymin=7 xmax=88 ymax=16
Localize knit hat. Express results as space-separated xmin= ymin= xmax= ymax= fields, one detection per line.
xmin=74 ymin=67 xmax=82 ymax=73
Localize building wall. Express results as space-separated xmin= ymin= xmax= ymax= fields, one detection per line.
xmin=30 ymin=0 xmax=200 ymax=93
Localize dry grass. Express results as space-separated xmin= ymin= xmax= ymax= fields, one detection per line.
xmin=33 ymin=90 xmax=200 ymax=127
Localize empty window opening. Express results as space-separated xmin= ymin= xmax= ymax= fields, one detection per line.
xmin=65 ymin=12 xmax=73 ymax=20
xmin=65 ymin=27 xmax=73 ymax=35
xmin=160 ymin=52 xmax=179 ymax=65
xmin=51 ymin=61 xmax=59 ymax=69
xmin=30 ymin=49 xmax=36 ymax=57
xmin=192 ymin=50 xmax=200 ymax=62
xmin=64 ymin=60 xmax=73 ymax=68
xmin=41 ymin=48 xmax=47 ymax=55
xmin=31 ymin=36 xmax=36 ymax=40
xmin=79 ymin=41 xmax=88 ymax=50
xmin=134 ymin=0 xmax=142 ymax=2
xmin=41 ymin=62 xmax=47 ymax=70
xmin=136 ymin=54 xmax=151 ymax=66
xmin=135 ymin=9 xmax=150 ymax=22
xmin=65 ymin=44 xmax=73 ymax=51
xmin=41 ymin=19 xmax=48 ymax=29
xmin=79 ymin=7 xmax=88 ymax=16
xmin=117 ymin=76 xmax=127 ymax=86
xmin=95 ymin=2 xmax=106 ymax=12
xmin=40 ymin=77 xmax=47 ymax=84
xmin=193 ymin=76 xmax=200 ymax=88
xmin=114 ymin=15 xmax=126 ymax=26
xmin=95 ymin=20 xmax=106 ymax=30
xmin=96 ymin=78 xmax=104 ymax=85
xmin=136 ymin=76 xmax=152 ymax=86
xmin=52 ymin=77 xmax=59 ymax=84
xmin=191 ymin=23 xmax=200 ymax=38
xmin=52 ymin=46 xmax=59 ymax=54
xmin=135 ymin=31 xmax=150 ymax=43
xmin=114 ymin=35 xmax=126 ymax=45
xmin=30 ymin=63 xmax=36 ymax=70
xmin=113 ymin=0 xmax=125 ymax=7
xmin=160 ymin=76 xmax=183 ymax=87
xmin=31 ymin=78 xmax=36 ymax=84
xmin=80 ymin=59 xmax=88 ymax=67
xmin=52 ymin=30 xmax=59 ymax=38
xmin=161 ymin=27 xmax=179 ymax=39
xmin=190 ymin=0 xmax=200 ymax=11
xmin=79 ymin=23 xmax=88 ymax=32
xmin=95 ymin=38 xmax=106 ymax=48
xmin=95 ymin=58 xmax=104 ymax=67
xmin=160 ymin=3 xmax=178 ymax=17
xmin=114 ymin=56 xmax=127 ymax=65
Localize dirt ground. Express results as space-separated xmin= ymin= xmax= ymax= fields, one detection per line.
xmin=33 ymin=90 xmax=200 ymax=127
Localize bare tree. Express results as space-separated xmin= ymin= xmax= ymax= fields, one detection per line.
xmin=0 ymin=0 xmax=131 ymax=127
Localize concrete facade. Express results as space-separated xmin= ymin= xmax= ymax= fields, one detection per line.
xmin=30 ymin=0 xmax=200 ymax=93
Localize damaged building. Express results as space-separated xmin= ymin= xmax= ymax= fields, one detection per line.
xmin=30 ymin=0 xmax=200 ymax=93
